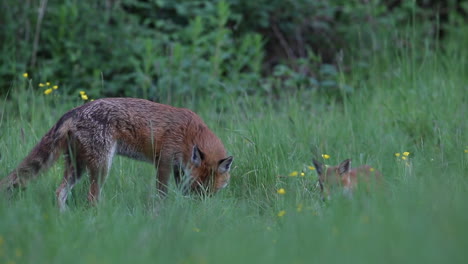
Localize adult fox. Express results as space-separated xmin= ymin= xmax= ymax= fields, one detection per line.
xmin=312 ymin=159 xmax=381 ymax=199
xmin=0 ymin=98 xmax=233 ymax=210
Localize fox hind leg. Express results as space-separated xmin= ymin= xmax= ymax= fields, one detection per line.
xmin=87 ymin=143 xmax=116 ymax=206
xmin=56 ymin=150 xmax=85 ymax=212
xmin=87 ymin=166 xmax=107 ymax=206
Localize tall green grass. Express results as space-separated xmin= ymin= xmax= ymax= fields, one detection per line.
xmin=1 ymin=44 xmax=467 ymax=263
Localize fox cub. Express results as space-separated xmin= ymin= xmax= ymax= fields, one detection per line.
xmin=1 ymin=98 xmax=233 ymax=210
xmin=312 ymin=159 xmax=381 ymax=199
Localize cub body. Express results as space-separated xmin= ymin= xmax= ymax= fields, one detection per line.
xmin=312 ymin=159 xmax=381 ymax=199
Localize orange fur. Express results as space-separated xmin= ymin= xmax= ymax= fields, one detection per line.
xmin=312 ymin=159 xmax=382 ymax=199
xmin=1 ymin=98 xmax=233 ymax=210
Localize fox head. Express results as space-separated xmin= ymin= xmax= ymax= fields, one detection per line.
xmin=187 ymin=145 xmax=233 ymax=194
xmin=312 ymin=159 xmax=352 ymax=199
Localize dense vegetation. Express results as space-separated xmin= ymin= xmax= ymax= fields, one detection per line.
xmin=1 ymin=0 xmax=466 ymax=100
xmin=0 ymin=1 xmax=467 ymax=263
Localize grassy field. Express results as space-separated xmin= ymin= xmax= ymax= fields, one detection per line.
xmin=0 ymin=44 xmax=467 ymax=264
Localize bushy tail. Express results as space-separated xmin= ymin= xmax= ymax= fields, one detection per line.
xmin=0 ymin=116 xmax=73 ymax=192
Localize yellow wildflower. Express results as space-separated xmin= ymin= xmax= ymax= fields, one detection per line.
xmin=79 ymin=91 xmax=86 ymax=95
xmin=395 ymin=153 xmax=400 ymax=157
xmin=289 ymin=171 xmax=298 ymax=177
xmin=22 ymin=73 xmax=28 ymax=78
xmin=81 ymin=94 xmax=89 ymax=100
xmin=401 ymin=156 xmax=407 ymax=160
xmin=46 ymin=82 xmax=50 ymax=86
xmin=44 ymin=88 xmax=53 ymax=95
xmin=277 ymin=210 xmax=286 ymax=217
xmin=308 ymin=166 xmax=315 ymax=170
xmin=369 ymin=168 xmax=375 ymax=172
xmin=15 ymin=248 xmax=22 ymax=257
xmin=322 ymin=154 xmax=330 ymax=159
xmin=39 ymin=83 xmax=45 ymax=87
xmin=53 ymin=85 xmax=58 ymax=90
xmin=300 ymin=172 xmax=305 ymax=177
xmin=465 ymin=149 xmax=468 ymax=153
xmin=403 ymin=152 xmax=410 ymax=157
xmin=296 ymin=204 xmax=303 ymax=212
xmin=277 ymin=188 xmax=286 ymax=195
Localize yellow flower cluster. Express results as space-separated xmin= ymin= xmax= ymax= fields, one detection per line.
xmin=287 ymin=163 xmax=316 ymax=178
xmin=395 ymin=151 xmax=410 ymax=160
xmin=288 ymin=163 xmax=317 ymax=177
xmin=277 ymin=153 xmax=339 ymax=219
xmin=79 ymin=91 xmax=89 ymax=101
xmin=276 ymin=187 xmax=286 ymax=217
xmin=395 ymin=151 xmax=411 ymax=167
xmin=41 ymin=81 xmax=59 ymax=95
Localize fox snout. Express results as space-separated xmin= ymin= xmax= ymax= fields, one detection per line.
xmin=187 ymin=170 xmax=231 ymax=195
xmin=186 ymin=174 xmax=230 ymax=196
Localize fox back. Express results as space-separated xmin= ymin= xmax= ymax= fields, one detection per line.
xmin=1 ymin=98 xmax=233 ymax=210
xmin=312 ymin=159 xmax=381 ymax=199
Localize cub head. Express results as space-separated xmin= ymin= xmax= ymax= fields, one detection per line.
xmin=312 ymin=159 xmax=352 ymax=199
xmin=187 ymin=145 xmax=233 ymax=194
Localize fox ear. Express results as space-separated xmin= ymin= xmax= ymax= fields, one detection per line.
xmin=191 ymin=145 xmax=204 ymax=167
xmin=218 ymin=156 xmax=233 ymax=174
xmin=312 ymin=159 xmax=324 ymax=175
xmin=338 ymin=159 xmax=351 ymax=175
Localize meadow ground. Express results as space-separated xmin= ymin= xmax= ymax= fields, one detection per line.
xmin=0 ymin=46 xmax=467 ymax=264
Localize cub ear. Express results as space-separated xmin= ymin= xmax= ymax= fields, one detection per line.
xmin=338 ymin=159 xmax=351 ymax=175
xmin=312 ymin=159 xmax=324 ymax=175
xmin=191 ymin=145 xmax=204 ymax=167
xmin=218 ymin=156 xmax=233 ymax=174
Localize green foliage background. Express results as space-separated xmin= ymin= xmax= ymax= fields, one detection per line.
xmin=1 ymin=0 xmax=466 ymax=101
